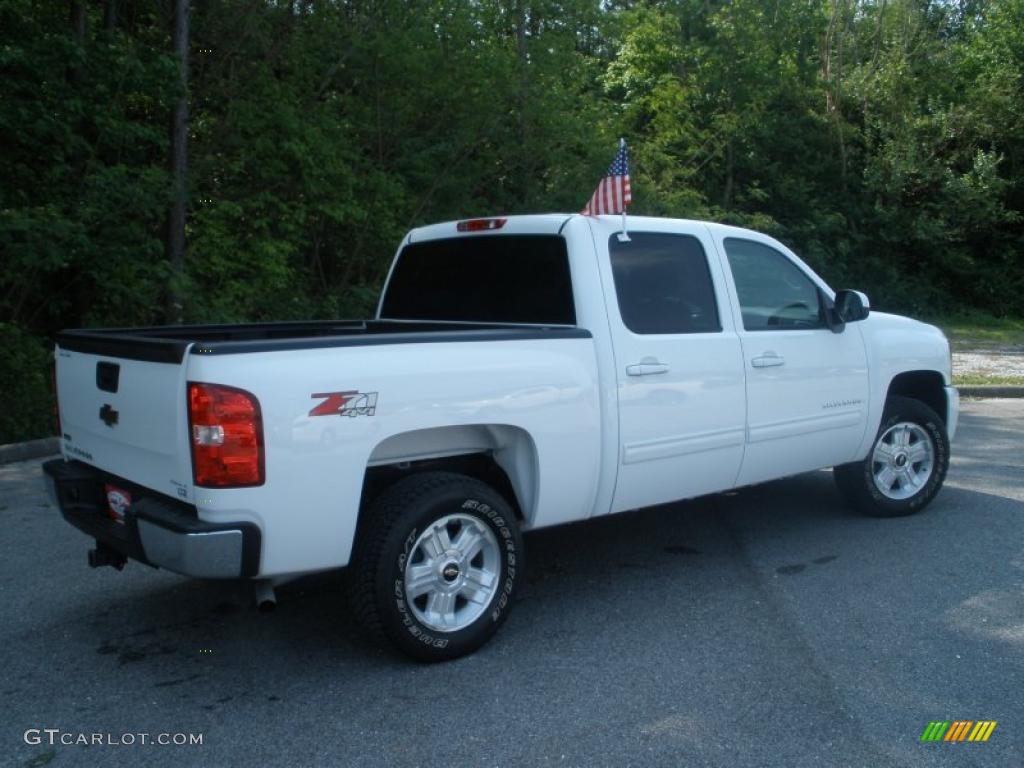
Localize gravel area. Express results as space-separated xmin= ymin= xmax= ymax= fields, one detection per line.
xmin=953 ymin=345 xmax=1024 ymax=379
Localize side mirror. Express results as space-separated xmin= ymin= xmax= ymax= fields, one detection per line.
xmin=834 ymin=289 xmax=870 ymax=323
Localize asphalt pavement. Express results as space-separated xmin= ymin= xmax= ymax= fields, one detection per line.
xmin=2 ymin=399 xmax=1021 ymax=768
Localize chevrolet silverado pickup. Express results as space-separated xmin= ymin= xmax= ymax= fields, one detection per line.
xmin=44 ymin=214 xmax=958 ymax=660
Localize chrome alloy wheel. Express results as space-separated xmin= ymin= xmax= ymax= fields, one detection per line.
xmin=403 ymin=513 xmax=501 ymax=633
xmin=871 ymin=421 xmax=935 ymax=500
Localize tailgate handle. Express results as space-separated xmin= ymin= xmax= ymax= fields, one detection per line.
xmin=96 ymin=362 xmax=120 ymax=393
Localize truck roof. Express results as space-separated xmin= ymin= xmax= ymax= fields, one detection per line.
xmin=407 ymin=214 xmax=574 ymax=242
xmin=406 ymin=214 xmax=766 ymax=243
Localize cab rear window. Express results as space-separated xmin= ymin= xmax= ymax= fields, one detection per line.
xmin=380 ymin=235 xmax=575 ymax=325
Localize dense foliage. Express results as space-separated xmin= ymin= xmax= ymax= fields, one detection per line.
xmin=1 ymin=0 xmax=1022 ymax=441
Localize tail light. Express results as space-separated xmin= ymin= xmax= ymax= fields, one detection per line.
xmin=456 ymin=217 xmax=507 ymax=232
xmin=188 ymin=382 xmax=264 ymax=487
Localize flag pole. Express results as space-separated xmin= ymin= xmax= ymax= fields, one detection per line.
xmin=618 ymin=138 xmax=630 ymax=242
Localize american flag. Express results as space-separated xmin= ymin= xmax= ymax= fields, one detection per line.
xmin=582 ymin=139 xmax=632 ymax=216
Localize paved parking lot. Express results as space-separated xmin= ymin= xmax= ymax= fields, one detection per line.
xmin=2 ymin=399 xmax=1022 ymax=767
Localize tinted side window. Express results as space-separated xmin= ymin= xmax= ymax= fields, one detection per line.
xmin=723 ymin=238 xmax=824 ymax=331
xmin=609 ymin=233 xmax=721 ymax=335
xmin=381 ymin=235 xmax=575 ymax=325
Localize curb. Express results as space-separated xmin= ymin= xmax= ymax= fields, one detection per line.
xmin=957 ymin=386 xmax=1024 ymax=399
xmin=0 ymin=437 xmax=60 ymax=465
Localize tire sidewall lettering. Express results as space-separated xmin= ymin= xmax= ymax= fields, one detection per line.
xmin=392 ymin=494 xmax=519 ymax=648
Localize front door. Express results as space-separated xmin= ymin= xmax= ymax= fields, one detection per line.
xmin=713 ymin=234 xmax=870 ymax=486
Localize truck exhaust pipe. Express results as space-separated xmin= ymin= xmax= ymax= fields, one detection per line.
xmin=254 ymin=579 xmax=276 ymax=612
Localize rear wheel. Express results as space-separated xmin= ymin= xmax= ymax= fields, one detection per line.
xmin=348 ymin=471 xmax=522 ymax=661
xmin=834 ymin=395 xmax=949 ymax=517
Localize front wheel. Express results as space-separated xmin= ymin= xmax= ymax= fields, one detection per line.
xmin=834 ymin=395 xmax=950 ymax=517
xmin=348 ymin=472 xmax=523 ymax=661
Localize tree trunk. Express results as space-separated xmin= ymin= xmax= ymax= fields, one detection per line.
xmin=723 ymin=140 xmax=734 ymax=210
xmin=822 ymin=0 xmax=850 ymax=182
xmin=514 ymin=1 xmax=530 ymax=205
xmin=167 ymin=0 xmax=189 ymax=323
xmin=67 ymin=1 xmax=86 ymax=83
xmin=103 ymin=0 xmax=118 ymax=32
xmin=70 ymin=1 xmax=85 ymax=40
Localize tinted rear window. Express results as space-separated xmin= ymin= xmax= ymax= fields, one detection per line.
xmin=380 ymin=235 xmax=575 ymax=325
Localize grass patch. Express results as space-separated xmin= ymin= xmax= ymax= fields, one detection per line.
xmin=953 ymin=372 xmax=1024 ymax=386
xmin=927 ymin=310 xmax=1024 ymax=349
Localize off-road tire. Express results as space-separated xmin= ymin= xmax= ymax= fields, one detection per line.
xmin=347 ymin=471 xmax=522 ymax=661
xmin=834 ymin=395 xmax=949 ymax=517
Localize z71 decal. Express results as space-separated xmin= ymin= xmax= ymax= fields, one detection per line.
xmin=309 ymin=391 xmax=378 ymax=418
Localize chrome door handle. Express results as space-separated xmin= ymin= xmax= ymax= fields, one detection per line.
xmin=751 ymin=352 xmax=785 ymax=368
xmin=626 ymin=362 xmax=670 ymax=376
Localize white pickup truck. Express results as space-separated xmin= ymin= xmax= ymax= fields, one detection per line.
xmin=44 ymin=214 xmax=958 ymax=660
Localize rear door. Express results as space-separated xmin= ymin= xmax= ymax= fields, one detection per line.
xmin=596 ymin=222 xmax=747 ymax=513
xmin=56 ymin=347 xmax=193 ymax=502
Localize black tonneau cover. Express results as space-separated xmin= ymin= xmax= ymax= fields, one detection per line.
xmin=57 ymin=320 xmax=590 ymax=363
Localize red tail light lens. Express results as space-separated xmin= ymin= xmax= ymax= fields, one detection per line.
xmin=456 ymin=217 xmax=507 ymax=232
xmin=188 ymin=382 xmax=264 ymax=487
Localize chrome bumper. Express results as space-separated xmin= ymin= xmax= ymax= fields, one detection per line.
xmin=136 ymin=521 xmax=246 ymax=578
xmin=43 ymin=459 xmax=261 ymax=579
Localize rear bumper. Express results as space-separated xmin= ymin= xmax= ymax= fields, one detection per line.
xmin=43 ymin=459 xmax=260 ymax=579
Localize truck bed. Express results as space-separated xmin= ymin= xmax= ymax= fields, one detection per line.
xmin=57 ymin=320 xmax=589 ymax=363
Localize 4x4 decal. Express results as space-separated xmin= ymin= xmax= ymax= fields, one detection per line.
xmin=309 ymin=391 xmax=378 ymax=418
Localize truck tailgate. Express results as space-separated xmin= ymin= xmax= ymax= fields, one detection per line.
xmin=56 ymin=346 xmax=193 ymax=502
